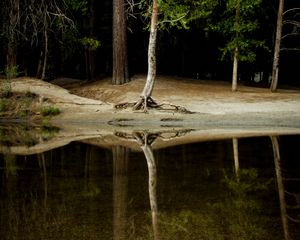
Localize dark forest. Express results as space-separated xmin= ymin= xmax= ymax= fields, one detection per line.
xmin=0 ymin=0 xmax=299 ymax=87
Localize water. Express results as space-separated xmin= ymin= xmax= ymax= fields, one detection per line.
xmin=0 ymin=132 xmax=299 ymax=240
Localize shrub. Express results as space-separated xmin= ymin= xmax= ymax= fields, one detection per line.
xmin=40 ymin=106 xmax=61 ymax=116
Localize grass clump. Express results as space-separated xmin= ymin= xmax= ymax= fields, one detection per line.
xmin=0 ymin=99 xmax=9 ymax=112
xmin=40 ymin=106 xmax=61 ymax=116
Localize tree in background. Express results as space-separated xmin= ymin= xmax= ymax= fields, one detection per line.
xmin=270 ymin=0 xmax=300 ymax=91
xmin=2 ymin=0 xmax=20 ymax=70
xmin=112 ymin=0 xmax=129 ymax=85
xmin=214 ymin=0 xmax=266 ymax=91
xmin=271 ymin=0 xmax=284 ymax=92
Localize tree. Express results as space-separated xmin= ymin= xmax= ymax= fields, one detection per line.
xmin=270 ymin=0 xmax=284 ymax=92
xmin=270 ymin=1 xmax=300 ymax=91
xmin=1 ymin=0 xmax=79 ymax=79
xmin=113 ymin=0 xmax=129 ymax=85
xmin=133 ymin=0 xmax=159 ymax=111
xmin=215 ymin=0 xmax=265 ymax=91
xmin=132 ymin=0 xmax=215 ymax=111
xmin=2 ymin=0 xmax=20 ymax=69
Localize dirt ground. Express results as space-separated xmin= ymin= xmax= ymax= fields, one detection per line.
xmin=2 ymin=75 xmax=300 ymax=155
xmin=6 ymin=75 xmax=300 ymax=126
xmin=67 ymin=74 xmax=300 ymax=115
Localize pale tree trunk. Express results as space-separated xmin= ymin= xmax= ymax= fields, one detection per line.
xmin=232 ymin=47 xmax=239 ymax=91
xmin=232 ymin=138 xmax=239 ymax=181
xmin=133 ymin=0 xmax=159 ymax=111
xmin=135 ymin=133 xmax=159 ymax=240
xmin=41 ymin=28 xmax=48 ymax=80
xmin=271 ymin=0 xmax=284 ymax=92
xmin=271 ymin=136 xmax=290 ymax=240
xmin=38 ymin=153 xmax=48 ymax=208
xmin=113 ymin=0 xmax=129 ymax=85
xmin=232 ymin=0 xmax=240 ymax=92
xmin=142 ymin=140 xmax=159 ymax=240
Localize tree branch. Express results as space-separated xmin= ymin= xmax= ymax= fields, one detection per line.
xmin=280 ymin=47 xmax=300 ymax=52
xmin=159 ymin=11 xmax=189 ymax=25
xmin=283 ymin=8 xmax=300 ymax=16
xmin=282 ymin=20 xmax=300 ymax=27
xmin=281 ymin=32 xmax=300 ymax=40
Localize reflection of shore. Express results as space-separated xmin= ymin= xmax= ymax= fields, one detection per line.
xmin=1 ymin=122 xmax=300 ymax=156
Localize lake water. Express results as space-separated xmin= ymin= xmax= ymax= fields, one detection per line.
xmin=0 ymin=132 xmax=299 ymax=240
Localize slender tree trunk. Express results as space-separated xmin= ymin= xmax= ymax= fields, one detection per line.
xmin=88 ymin=0 xmax=95 ymax=80
xmin=112 ymin=0 xmax=129 ymax=85
xmin=271 ymin=0 xmax=284 ymax=92
xmin=41 ymin=29 xmax=48 ymax=80
xmin=232 ymin=47 xmax=239 ymax=91
xmin=232 ymin=138 xmax=239 ymax=181
xmin=6 ymin=0 xmax=19 ymax=68
xmin=133 ymin=132 xmax=159 ymax=239
xmin=36 ymin=50 xmax=44 ymax=78
xmin=232 ymin=1 xmax=240 ymax=92
xmin=271 ymin=136 xmax=290 ymax=240
xmin=141 ymin=138 xmax=159 ymax=240
xmin=142 ymin=0 xmax=158 ymax=100
xmin=133 ymin=0 xmax=159 ymax=111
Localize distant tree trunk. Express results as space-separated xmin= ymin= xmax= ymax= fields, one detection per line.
xmin=232 ymin=47 xmax=239 ymax=91
xmin=270 ymin=0 xmax=284 ymax=92
xmin=87 ymin=0 xmax=95 ymax=80
xmin=41 ymin=28 xmax=48 ymax=80
xmin=112 ymin=0 xmax=129 ymax=85
xmin=232 ymin=1 xmax=240 ymax=92
xmin=133 ymin=0 xmax=159 ymax=111
xmin=6 ymin=0 xmax=19 ymax=68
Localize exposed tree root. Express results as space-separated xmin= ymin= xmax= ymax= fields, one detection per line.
xmin=132 ymin=96 xmax=158 ymax=112
xmin=115 ymin=129 xmax=194 ymax=144
xmin=115 ymin=97 xmax=193 ymax=114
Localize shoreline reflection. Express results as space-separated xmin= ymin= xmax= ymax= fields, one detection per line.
xmin=0 ymin=133 xmax=299 ymax=239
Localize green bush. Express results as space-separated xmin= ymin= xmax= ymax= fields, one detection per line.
xmin=40 ymin=106 xmax=61 ymax=116
xmin=0 ymin=99 xmax=8 ymax=112
xmin=4 ymin=65 xmax=19 ymax=79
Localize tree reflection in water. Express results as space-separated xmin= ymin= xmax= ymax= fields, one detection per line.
xmin=134 ymin=132 xmax=160 ymax=240
xmin=0 ymin=134 xmax=299 ymax=239
xmin=113 ymin=146 xmax=129 ymax=240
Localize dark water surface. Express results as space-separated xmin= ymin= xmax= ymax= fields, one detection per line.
xmin=1 ymin=135 xmax=299 ymax=240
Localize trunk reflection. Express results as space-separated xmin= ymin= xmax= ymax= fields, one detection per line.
xmin=135 ymin=132 xmax=160 ymax=240
xmin=113 ymin=146 xmax=129 ymax=240
xmin=271 ymin=136 xmax=290 ymax=240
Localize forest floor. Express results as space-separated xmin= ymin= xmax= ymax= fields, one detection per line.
xmin=6 ymin=75 xmax=300 ymax=122
xmin=2 ymin=75 xmax=299 ymax=129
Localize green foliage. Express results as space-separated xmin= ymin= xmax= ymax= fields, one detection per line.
xmin=65 ymin=0 xmax=88 ymax=15
xmin=0 ymin=79 xmax=12 ymax=98
xmin=4 ymin=65 xmax=19 ymax=79
xmin=136 ymin=0 xmax=217 ymax=30
xmin=213 ymin=0 xmax=267 ymax=62
xmin=40 ymin=106 xmax=61 ymax=116
xmin=0 ymin=65 xmax=20 ymax=98
xmin=79 ymin=37 xmax=101 ymax=50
